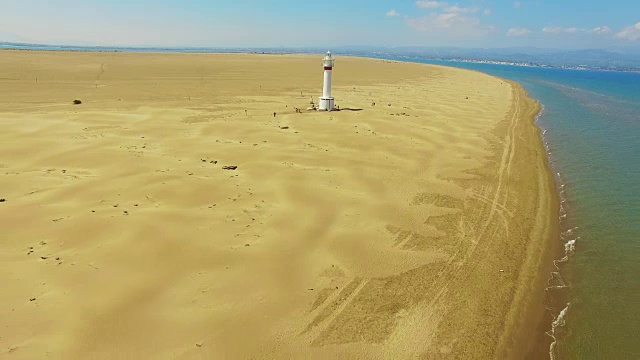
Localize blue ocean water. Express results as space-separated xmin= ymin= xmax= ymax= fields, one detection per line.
xmin=402 ymin=59 xmax=640 ymax=359
xmin=3 ymin=44 xmax=638 ymax=358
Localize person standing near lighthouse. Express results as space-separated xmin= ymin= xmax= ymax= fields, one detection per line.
xmin=319 ymin=51 xmax=335 ymax=111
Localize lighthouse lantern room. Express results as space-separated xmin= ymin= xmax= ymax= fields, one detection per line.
xmin=319 ymin=51 xmax=335 ymax=111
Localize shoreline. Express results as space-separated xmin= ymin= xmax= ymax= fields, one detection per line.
xmin=0 ymin=51 xmax=561 ymax=358
xmin=496 ymin=82 xmax=562 ymax=359
xmin=537 ymin=105 xmax=577 ymax=360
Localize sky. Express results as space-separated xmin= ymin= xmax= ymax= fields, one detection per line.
xmin=1 ymin=0 xmax=640 ymax=49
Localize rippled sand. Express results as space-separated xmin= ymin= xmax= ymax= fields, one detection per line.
xmin=0 ymin=51 xmax=557 ymax=359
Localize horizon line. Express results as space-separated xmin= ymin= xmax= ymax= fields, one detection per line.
xmin=2 ymin=41 xmax=639 ymax=52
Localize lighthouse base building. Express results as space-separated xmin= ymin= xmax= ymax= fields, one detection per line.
xmin=319 ymin=97 xmax=334 ymax=111
xmin=319 ymin=51 xmax=335 ymax=111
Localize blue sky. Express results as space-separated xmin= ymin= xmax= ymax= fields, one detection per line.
xmin=1 ymin=0 xmax=639 ymax=48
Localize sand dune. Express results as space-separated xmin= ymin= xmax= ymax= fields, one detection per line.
xmin=0 ymin=51 xmax=557 ymax=359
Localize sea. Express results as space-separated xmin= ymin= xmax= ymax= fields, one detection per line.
xmin=3 ymin=44 xmax=639 ymax=359
xmin=404 ymin=59 xmax=640 ymax=359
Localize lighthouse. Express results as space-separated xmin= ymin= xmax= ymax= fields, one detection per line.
xmin=319 ymin=51 xmax=335 ymax=111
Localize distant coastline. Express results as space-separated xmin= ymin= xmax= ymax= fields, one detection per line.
xmin=378 ymin=56 xmax=640 ymax=73
xmin=2 ymin=42 xmax=639 ymax=73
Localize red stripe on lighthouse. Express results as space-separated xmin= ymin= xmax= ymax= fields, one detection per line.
xmin=324 ymin=66 xmax=332 ymax=70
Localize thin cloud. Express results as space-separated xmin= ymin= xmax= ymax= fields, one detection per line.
xmin=543 ymin=26 xmax=585 ymax=33
xmin=590 ymin=26 xmax=612 ymax=34
xmin=445 ymin=5 xmax=478 ymax=14
xmin=507 ymin=27 xmax=531 ymax=36
xmin=543 ymin=26 xmax=613 ymax=35
xmin=564 ymin=27 xmax=583 ymax=33
xmin=405 ymin=11 xmax=492 ymax=36
xmin=513 ymin=1 xmax=521 ymax=8
xmin=542 ymin=27 xmax=563 ymax=33
xmin=386 ymin=9 xmax=399 ymax=17
xmin=408 ymin=0 xmax=493 ymax=40
xmin=416 ymin=1 xmax=447 ymax=8
xmin=615 ymin=22 xmax=640 ymax=41
xmin=483 ymin=9 xmax=491 ymax=15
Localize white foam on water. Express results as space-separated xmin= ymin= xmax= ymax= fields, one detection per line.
xmin=545 ymin=223 xmax=578 ymax=359
xmin=565 ymin=239 xmax=576 ymax=253
xmin=540 ymin=120 xmax=578 ymax=360
xmin=548 ymin=303 xmax=571 ymax=360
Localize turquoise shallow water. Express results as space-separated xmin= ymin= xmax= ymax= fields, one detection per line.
xmin=402 ymin=60 xmax=640 ymax=359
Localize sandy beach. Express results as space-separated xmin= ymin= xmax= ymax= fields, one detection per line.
xmin=0 ymin=51 xmax=558 ymax=359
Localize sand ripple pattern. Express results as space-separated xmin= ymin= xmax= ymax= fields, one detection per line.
xmin=0 ymin=52 xmax=556 ymax=359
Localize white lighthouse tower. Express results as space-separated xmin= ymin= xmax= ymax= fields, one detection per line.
xmin=319 ymin=51 xmax=335 ymax=111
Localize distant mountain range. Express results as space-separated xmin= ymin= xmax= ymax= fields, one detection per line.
xmin=2 ymin=42 xmax=639 ymax=72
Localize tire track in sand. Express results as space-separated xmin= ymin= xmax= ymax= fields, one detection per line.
xmin=300 ymin=278 xmax=369 ymax=340
xmin=420 ymin=84 xmax=521 ymax=310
